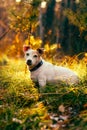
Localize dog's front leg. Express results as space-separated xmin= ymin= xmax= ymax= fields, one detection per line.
xmin=38 ymin=76 xmax=46 ymax=87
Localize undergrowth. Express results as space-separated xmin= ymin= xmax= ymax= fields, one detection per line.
xmin=0 ymin=56 xmax=87 ymax=130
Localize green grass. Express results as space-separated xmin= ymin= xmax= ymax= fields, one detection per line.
xmin=0 ymin=57 xmax=87 ymax=130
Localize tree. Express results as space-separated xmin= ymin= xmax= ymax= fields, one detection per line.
xmin=8 ymin=0 xmax=87 ymax=55
xmin=65 ymin=0 xmax=87 ymax=53
xmin=9 ymin=0 xmax=40 ymax=34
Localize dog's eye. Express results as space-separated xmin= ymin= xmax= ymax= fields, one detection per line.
xmin=26 ymin=53 xmax=29 ymax=56
xmin=33 ymin=55 xmax=37 ymax=58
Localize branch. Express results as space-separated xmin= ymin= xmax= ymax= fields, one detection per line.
xmin=0 ymin=28 xmax=10 ymax=40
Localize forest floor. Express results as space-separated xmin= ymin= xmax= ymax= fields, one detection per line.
xmin=0 ymin=55 xmax=87 ymax=130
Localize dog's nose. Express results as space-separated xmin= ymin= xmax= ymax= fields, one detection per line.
xmin=26 ymin=60 xmax=32 ymax=65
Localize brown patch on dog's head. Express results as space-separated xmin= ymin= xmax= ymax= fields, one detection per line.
xmin=23 ymin=45 xmax=31 ymax=52
xmin=37 ymin=48 xmax=44 ymax=55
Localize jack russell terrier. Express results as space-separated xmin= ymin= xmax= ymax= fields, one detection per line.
xmin=23 ymin=45 xmax=79 ymax=87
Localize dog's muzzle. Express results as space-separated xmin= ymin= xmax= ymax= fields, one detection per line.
xmin=26 ymin=60 xmax=32 ymax=66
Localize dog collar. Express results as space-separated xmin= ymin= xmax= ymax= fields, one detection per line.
xmin=30 ymin=60 xmax=43 ymax=72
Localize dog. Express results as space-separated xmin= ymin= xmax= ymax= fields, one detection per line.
xmin=23 ymin=45 xmax=79 ymax=87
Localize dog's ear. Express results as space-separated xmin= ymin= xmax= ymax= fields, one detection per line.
xmin=37 ymin=48 xmax=44 ymax=55
xmin=23 ymin=45 xmax=31 ymax=52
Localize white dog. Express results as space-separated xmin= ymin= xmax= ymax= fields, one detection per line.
xmin=23 ymin=45 xmax=79 ymax=87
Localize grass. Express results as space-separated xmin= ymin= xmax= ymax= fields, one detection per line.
xmin=0 ymin=55 xmax=87 ymax=130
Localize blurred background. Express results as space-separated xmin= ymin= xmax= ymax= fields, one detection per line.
xmin=0 ymin=0 xmax=87 ymax=58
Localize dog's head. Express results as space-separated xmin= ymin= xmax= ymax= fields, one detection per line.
xmin=23 ymin=45 xmax=44 ymax=67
